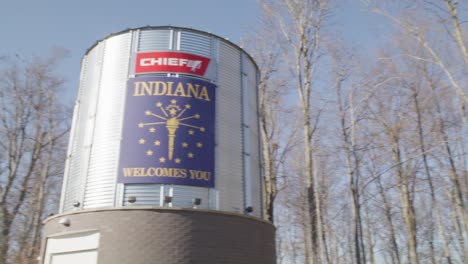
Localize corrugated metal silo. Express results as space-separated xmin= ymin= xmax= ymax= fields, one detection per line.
xmin=59 ymin=26 xmax=263 ymax=218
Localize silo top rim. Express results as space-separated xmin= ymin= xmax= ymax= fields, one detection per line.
xmin=84 ymin=25 xmax=259 ymax=72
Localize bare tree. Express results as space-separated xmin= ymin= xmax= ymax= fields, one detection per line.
xmin=243 ymin=26 xmax=299 ymax=223
xmin=260 ymin=0 xmax=331 ymax=262
xmin=0 ymin=53 xmax=69 ymax=264
xmin=363 ymin=0 xmax=468 ymax=121
xmin=427 ymin=73 xmax=468 ymax=261
xmin=248 ymin=1 xmax=467 ymax=263
xmin=329 ymin=44 xmax=370 ymax=264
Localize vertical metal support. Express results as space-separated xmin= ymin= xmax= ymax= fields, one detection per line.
xmin=241 ymin=53 xmax=252 ymax=214
xmin=174 ymin=30 xmax=181 ymax=51
xmin=212 ymin=37 xmax=220 ymax=211
xmin=159 ymin=185 xmax=165 ymax=207
xmin=209 ymin=189 xmax=219 ymax=210
xmin=167 ymin=186 xmax=174 ymax=207
xmin=127 ymin=29 xmax=140 ymax=78
xmin=255 ymin=70 xmax=264 ymax=219
xmin=169 ymin=29 xmax=174 ymax=50
xmin=115 ymin=184 xmax=124 ymax=207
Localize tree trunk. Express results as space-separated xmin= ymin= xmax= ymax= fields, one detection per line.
xmin=430 ymin=81 xmax=468 ymax=259
xmin=412 ymin=89 xmax=453 ymax=263
xmin=364 ymin=203 xmax=375 ymax=264
xmin=376 ymin=172 xmax=401 ymax=264
xmin=391 ymin=134 xmax=419 ymax=264
xmin=335 ymin=76 xmax=365 ymax=264
xmin=0 ymin=204 xmax=9 ymax=264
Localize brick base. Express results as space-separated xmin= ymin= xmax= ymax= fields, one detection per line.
xmin=41 ymin=208 xmax=276 ymax=264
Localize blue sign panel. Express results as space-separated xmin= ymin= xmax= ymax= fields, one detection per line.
xmin=118 ymin=76 xmax=216 ymax=187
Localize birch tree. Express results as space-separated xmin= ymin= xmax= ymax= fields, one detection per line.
xmin=260 ymin=0 xmax=331 ymax=262
xmin=363 ymin=0 xmax=468 ymax=121
xmin=249 ymin=1 xmax=467 ymax=263
xmin=329 ymin=44 xmax=370 ymax=264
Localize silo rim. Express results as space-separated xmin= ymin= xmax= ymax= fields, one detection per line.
xmin=44 ymin=207 xmax=274 ymax=227
xmin=84 ymin=25 xmax=259 ymax=72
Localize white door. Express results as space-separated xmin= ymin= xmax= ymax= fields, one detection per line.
xmin=50 ymin=250 xmax=98 ymax=264
xmin=43 ymin=231 xmax=100 ymax=264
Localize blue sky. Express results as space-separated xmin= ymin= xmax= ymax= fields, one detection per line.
xmin=0 ymin=0 xmax=380 ymax=102
xmin=0 ymin=0 xmax=263 ymax=101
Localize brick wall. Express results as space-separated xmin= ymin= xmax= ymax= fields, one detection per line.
xmin=41 ymin=208 xmax=276 ymax=264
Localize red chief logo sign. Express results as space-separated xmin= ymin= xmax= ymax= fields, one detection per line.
xmin=136 ymin=52 xmax=211 ymax=77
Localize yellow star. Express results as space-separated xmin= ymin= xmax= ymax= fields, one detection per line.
xmin=139 ymin=138 xmax=145 ymax=144
xmin=171 ymin=99 xmax=177 ymax=104
xmin=169 ymin=108 xmax=177 ymax=116
xmin=195 ymin=114 xmax=200 ymax=119
xmin=188 ymin=130 xmax=194 ymax=135
xmin=185 ymin=104 xmax=191 ymax=109
xmin=145 ymin=110 xmax=151 ymax=115
xmin=196 ymin=142 xmax=203 ymax=148
xmin=182 ymin=142 xmax=188 ymax=148
xmin=154 ymin=140 xmax=161 ymax=146
xmin=200 ymin=127 xmax=205 ymax=132
xmin=146 ymin=150 xmax=153 ymax=156
xmin=188 ymin=153 xmax=194 ymax=158
xmin=138 ymin=123 xmax=144 ymax=128
xmin=156 ymin=102 xmax=162 ymax=107
xmin=159 ymin=157 xmax=166 ymax=163
xmin=149 ymin=127 xmax=156 ymax=133
xmin=175 ymin=158 xmax=181 ymax=164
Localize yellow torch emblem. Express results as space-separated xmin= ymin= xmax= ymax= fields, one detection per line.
xmin=138 ymin=99 xmax=205 ymax=161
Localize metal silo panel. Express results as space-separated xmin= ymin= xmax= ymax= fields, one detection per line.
xmin=216 ymin=42 xmax=243 ymax=213
xmin=246 ymin=59 xmax=262 ymax=218
xmin=178 ymin=31 xmax=212 ymax=57
xmin=177 ymin=30 xmax=217 ymax=81
xmin=127 ymin=30 xmax=139 ymax=77
xmin=241 ymin=54 xmax=263 ymax=217
xmin=249 ymin=123 xmax=262 ymax=218
xmin=61 ymin=59 xmax=87 ymax=213
xmin=171 ymin=185 xmax=210 ymax=209
xmin=138 ymin=29 xmax=171 ymax=51
xmin=83 ymin=33 xmax=131 ymax=208
xmin=247 ymin=61 xmax=259 ymax=117
xmin=59 ymin=101 xmax=79 ymax=212
xmin=62 ymin=45 xmax=104 ymax=212
xmin=249 ymin=125 xmax=262 ymax=218
xmin=249 ymin=154 xmax=262 ymax=218
xmin=203 ymin=37 xmax=218 ymax=82
xmin=123 ymin=184 xmax=162 ymax=206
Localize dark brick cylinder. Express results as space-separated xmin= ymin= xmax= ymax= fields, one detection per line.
xmin=41 ymin=208 xmax=276 ymax=264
